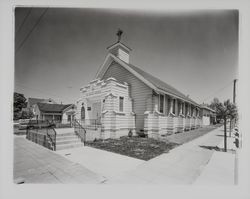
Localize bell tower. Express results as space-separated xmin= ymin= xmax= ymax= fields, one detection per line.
xmin=107 ymin=29 xmax=132 ymax=63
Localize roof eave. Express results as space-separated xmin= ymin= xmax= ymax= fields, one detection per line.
xmin=156 ymin=88 xmax=200 ymax=107
xmin=106 ymin=42 xmax=132 ymax=51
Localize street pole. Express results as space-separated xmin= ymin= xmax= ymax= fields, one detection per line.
xmin=233 ymin=79 xmax=238 ymax=185
xmin=233 ymin=79 xmax=237 ymax=104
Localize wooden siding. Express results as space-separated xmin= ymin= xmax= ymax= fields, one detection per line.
xmin=102 ymin=62 xmax=153 ymax=132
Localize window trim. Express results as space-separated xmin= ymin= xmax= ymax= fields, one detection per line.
xmin=119 ymin=96 xmax=124 ymax=112
xmin=172 ymin=98 xmax=176 ymax=115
xmin=158 ymin=94 xmax=165 ymax=114
xmin=67 ymin=114 xmax=71 ymax=122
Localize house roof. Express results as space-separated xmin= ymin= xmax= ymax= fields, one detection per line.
xmin=97 ymin=53 xmax=200 ymax=106
xmin=127 ymin=62 xmax=199 ymax=105
xmin=37 ymin=103 xmax=72 ymax=113
xmin=28 ymin=97 xmax=56 ymax=107
xmin=28 ymin=98 xmax=45 ymax=107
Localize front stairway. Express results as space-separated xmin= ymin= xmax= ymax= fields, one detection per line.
xmin=55 ymin=128 xmax=84 ymax=150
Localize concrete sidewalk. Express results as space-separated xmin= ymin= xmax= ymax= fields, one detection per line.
xmin=55 ymin=146 xmax=144 ymax=180
xmin=106 ymin=126 xmax=227 ymax=184
xmin=194 ymin=135 xmax=236 ymax=185
xmin=14 ymin=136 xmax=104 ymax=184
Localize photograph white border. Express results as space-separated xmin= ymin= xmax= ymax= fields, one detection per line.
xmin=1 ymin=0 xmax=250 ymax=199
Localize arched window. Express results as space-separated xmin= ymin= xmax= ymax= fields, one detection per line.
xmin=81 ymin=104 xmax=85 ymax=120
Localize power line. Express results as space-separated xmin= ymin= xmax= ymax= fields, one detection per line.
xmin=15 ymin=7 xmax=33 ymax=34
xmin=15 ymin=7 xmax=48 ymax=53
xmin=202 ymin=80 xmax=233 ymax=103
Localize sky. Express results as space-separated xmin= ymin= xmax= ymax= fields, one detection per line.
xmin=14 ymin=8 xmax=238 ymax=105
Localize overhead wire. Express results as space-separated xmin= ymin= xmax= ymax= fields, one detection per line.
xmin=15 ymin=7 xmax=33 ymax=34
xmin=15 ymin=7 xmax=49 ymax=53
xmin=202 ymin=80 xmax=233 ymax=103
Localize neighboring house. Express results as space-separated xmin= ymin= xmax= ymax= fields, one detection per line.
xmin=23 ymin=97 xmax=57 ymax=114
xmin=75 ymin=37 xmax=204 ymax=139
xmin=200 ymin=105 xmax=216 ymax=126
xmin=33 ymin=103 xmax=76 ymax=123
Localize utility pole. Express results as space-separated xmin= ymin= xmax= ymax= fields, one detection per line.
xmin=233 ymin=78 xmax=238 ymax=185
xmin=233 ymin=79 xmax=237 ymax=104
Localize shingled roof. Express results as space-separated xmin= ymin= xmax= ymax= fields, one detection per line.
xmin=37 ymin=103 xmax=72 ymax=113
xmin=127 ymin=63 xmax=199 ymax=105
xmin=28 ymin=98 xmax=56 ymax=107
xmin=98 ymin=53 xmax=199 ymax=106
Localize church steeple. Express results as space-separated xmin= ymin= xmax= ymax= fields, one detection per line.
xmin=116 ymin=29 xmax=123 ymax=42
xmin=107 ymin=29 xmax=131 ymax=63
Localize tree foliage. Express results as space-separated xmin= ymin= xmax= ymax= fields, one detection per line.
xmin=13 ymin=92 xmax=27 ymax=120
xmin=20 ymin=109 xmax=34 ymax=119
xmin=209 ymin=98 xmax=237 ymax=152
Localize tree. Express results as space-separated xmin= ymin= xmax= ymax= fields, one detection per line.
xmin=215 ymin=100 xmax=237 ymax=152
xmin=209 ymin=98 xmax=221 ymax=123
xmin=20 ymin=109 xmax=34 ymax=119
xmin=13 ymin=92 xmax=27 ymax=120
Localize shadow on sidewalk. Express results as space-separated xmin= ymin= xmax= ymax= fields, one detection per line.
xmin=216 ymin=135 xmax=232 ymax=138
xmin=199 ymin=145 xmax=235 ymax=154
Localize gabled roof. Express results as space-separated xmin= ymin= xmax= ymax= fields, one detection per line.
xmin=127 ymin=63 xmax=199 ymax=105
xmin=37 ymin=103 xmax=73 ymax=113
xmin=28 ymin=98 xmax=45 ymax=107
xmin=97 ymin=53 xmax=200 ymax=106
xmin=106 ymin=41 xmax=132 ymax=51
xmin=28 ymin=97 xmax=56 ymax=107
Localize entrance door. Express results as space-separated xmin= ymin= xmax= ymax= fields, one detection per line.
xmin=92 ymin=102 xmax=102 ymax=124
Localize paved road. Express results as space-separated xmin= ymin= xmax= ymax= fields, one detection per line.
xmin=14 ymin=136 xmax=104 ymax=184
xmin=106 ymin=126 xmax=225 ymax=184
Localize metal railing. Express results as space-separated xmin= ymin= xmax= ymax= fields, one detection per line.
xmin=49 ymin=119 xmax=73 ymax=128
xmin=73 ymin=119 xmax=86 ymax=144
xmin=46 ymin=123 xmax=56 ymax=151
xmin=26 ymin=119 xmax=57 ymax=151
xmin=76 ymin=119 xmax=102 ymax=130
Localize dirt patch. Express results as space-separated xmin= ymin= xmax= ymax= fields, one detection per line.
xmin=86 ymin=136 xmax=179 ymax=161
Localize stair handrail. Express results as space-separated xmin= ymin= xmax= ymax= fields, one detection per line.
xmin=73 ymin=119 xmax=86 ymax=144
xmin=46 ymin=120 xmax=57 ymax=151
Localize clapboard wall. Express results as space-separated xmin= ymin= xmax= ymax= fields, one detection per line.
xmin=101 ymin=61 xmax=153 ymax=132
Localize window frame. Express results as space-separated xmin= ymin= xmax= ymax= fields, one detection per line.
xmin=172 ymin=98 xmax=176 ymax=115
xmin=119 ymin=96 xmax=124 ymax=112
xmin=158 ymin=94 xmax=165 ymax=114
xmin=67 ymin=114 xmax=71 ymax=122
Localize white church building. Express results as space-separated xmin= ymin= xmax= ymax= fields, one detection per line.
xmin=75 ymin=31 xmax=204 ymax=140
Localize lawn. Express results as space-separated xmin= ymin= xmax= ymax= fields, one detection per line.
xmin=86 ymin=136 xmax=179 ymax=161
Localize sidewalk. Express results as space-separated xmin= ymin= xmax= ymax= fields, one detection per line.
xmin=194 ymin=134 xmax=236 ymax=185
xmin=55 ymin=146 xmax=144 ymax=180
xmin=106 ymin=126 xmax=228 ymax=184
xmin=14 ymin=136 xmax=104 ymax=184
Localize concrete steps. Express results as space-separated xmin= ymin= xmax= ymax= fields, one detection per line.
xmin=54 ymin=128 xmax=84 ymax=150
xmin=56 ymin=142 xmax=84 ymax=150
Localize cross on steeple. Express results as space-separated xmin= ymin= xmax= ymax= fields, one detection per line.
xmin=116 ymin=29 xmax=123 ymax=42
